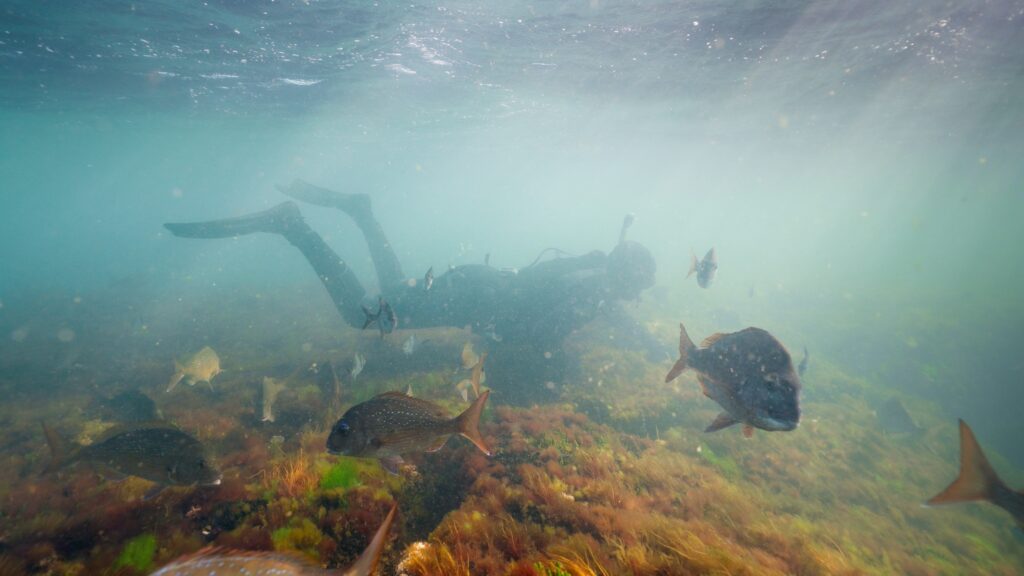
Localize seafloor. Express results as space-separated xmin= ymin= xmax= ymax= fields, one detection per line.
xmin=0 ymin=281 xmax=1020 ymax=575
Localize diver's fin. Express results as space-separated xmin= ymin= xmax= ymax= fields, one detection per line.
xmin=341 ymin=504 xmax=397 ymax=576
xmin=665 ymin=322 xmax=695 ymax=383
xmin=927 ymin=419 xmax=1006 ymax=505
xmin=163 ymin=201 xmax=301 ymax=238
xmin=455 ymin=389 xmax=491 ymax=455
xmin=41 ymin=422 xmax=74 ymax=474
xmin=701 ymin=333 xmax=727 ymax=348
xmin=705 ymin=412 xmax=739 ymax=433
xmin=687 ymin=252 xmax=698 ymax=278
xmin=276 ymin=179 xmax=371 ymax=215
xmin=470 ymin=352 xmax=487 ymax=398
xmin=379 ymin=456 xmax=404 ymax=476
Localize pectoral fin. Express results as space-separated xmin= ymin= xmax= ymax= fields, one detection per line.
xmin=705 ymin=412 xmax=739 ymax=433
xmin=379 ymin=456 xmax=404 ymax=476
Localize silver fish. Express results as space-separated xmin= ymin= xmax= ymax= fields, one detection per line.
xmin=687 ymin=248 xmax=718 ymax=289
xmin=424 ymin=266 xmax=434 ymax=291
xmin=351 ymin=352 xmax=366 ymax=380
xmin=261 ymin=377 xmax=287 ymax=423
xmin=403 ymin=334 xmax=416 ymax=356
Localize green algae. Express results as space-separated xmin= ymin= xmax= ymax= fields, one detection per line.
xmin=113 ymin=533 xmax=156 ymax=573
xmin=272 ymin=517 xmax=323 ymax=560
xmin=321 ymin=458 xmax=361 ymax=491
xmin=698 ymin=443 xmax=741 ymax=480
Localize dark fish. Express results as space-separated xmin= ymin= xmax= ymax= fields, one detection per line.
xmin=151 ymin=504 xmax=397 ymax=576
xmin=665 ymin=322 xmax=801 ymax=436
xmin=361 ymin=297 xmax=397 ymax=338
xmin=423 ymin=267 xmax=434 ymax=291
xmin=327 ymin=390 xmax=491 ymax=475
xmin=618 ymin=213 xmax=635 ymax=245
xmin=877 ymin=397 xmax=922 ymax=434
xmin=687 ymin=248 xmax=717 ymax=289
xmin=43 ymin=421 xmax=221 ymax=487
xmin=93 ymin=389 xmax=160 ymax=423
xmin=927 ymin=420 xmax=1024 ymax=530
xmin=797 ymin=346 xmax=809 ymax=377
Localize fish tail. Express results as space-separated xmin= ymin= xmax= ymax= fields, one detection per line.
xmin=166 ymin=370 xmax=185 ymax=392
xmin=687 ymin=252 xmax=698 ymax=278
xmin=470 ymin=352 xmax=487 ymax=398
xmin=341 ymin=504 xmax=397 ymax=576
xmin=361 ymin=305 xmax=378 ymax=330
xmin=41 ymin=421 xmax=73 ymax=474
xmin=454 ymin=389 xmax=492 ymax=456
xmin=927 ymin=419 xmax=1006 ymax=506
xmin=665 ymin=322 xmax=696 ymax=383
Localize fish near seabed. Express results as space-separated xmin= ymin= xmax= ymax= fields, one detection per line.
xmin=262 ymin=377 xmax=287 ymax=423
xmin=167 ymin=346 xmax=222 ymax=392
xmin=42 ymin=421 xmax=221 ymax=488
xmin=327 ymin=390 xmax=492 ymax=475
xmin=798 ymin=346 xmax=809 ymax=377
xmin=403 ymin=334 xmax=416 ymax=356
xmin=361 ymin=297 xmax=397 ymax=338
xmin=687 ymin=248 xmax=717 ymax=288
xmin=665 ymin=322 xmax=801 ymax=437
xmin=455 ymin=352 xmax=487 ymax=402
xmin=150 ymin=504 xmax=397 ymax=576
xmin=351 ymin=352 xmax=366 ymax=380
xmin=927 ymin=419 xmax=1024 ymax=530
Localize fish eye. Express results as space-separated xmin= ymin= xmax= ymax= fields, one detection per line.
xmin=334 ymin=420 xmax=351 ymax=435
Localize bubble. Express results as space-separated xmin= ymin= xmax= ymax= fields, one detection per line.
xmin=406 ymin=278 xmax=417 ymax=287
xmin=301 ymin=342 xmax=313 ymax=353
xmin=11 ymin=328 xmax=27 ymax=342
xmin=543 ymin=351 xmax=552 ymax=359
xmin=171 ymin=187 xmax=183 ymax=198
xmin=57 ymin=328 xmax=76 ymax=342
xmin=73 ymin=296 xmax=82 ymax=304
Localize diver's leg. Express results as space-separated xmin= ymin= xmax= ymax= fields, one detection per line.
xmin=276 ymin=180 xmax=405 ymax=290
xmin=164 ymin=201 xmax=367 ymax=327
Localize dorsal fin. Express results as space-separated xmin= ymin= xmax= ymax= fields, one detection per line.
xmin=701 ymin=333 xmax=727 ymax=348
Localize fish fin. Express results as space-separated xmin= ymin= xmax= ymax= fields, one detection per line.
xmin=927 ymin=419 xmax=1005 ymax=506
xmin=342 ymin=504 xmax=397 ymax=576
xmin=687 ymin=252 xmax=698 ymax=278
xmin=665 ymin=322 xmax=696 ymax=383
xmin=206 ymin=379 xmax=214 ymax=392
xmin=696 ymin=375 xmax=714 ymax=398
xmin=700 ymin=333 xmax=727 ymax=348
xmin=166 ymin=370 xmax=184 ymax=393
xmin=459 ymin=387 xmax=469 ymax=403
xmin=743 ymin=425 xmax=754 ymax=438
xmin=470 ymin=352 xmax=487 ymax=398
xmin=704 ymin=412 xmax=739 ymax=433
xmin=142 ymin=484 xmax=167 ymax=501
xmin=379 ymin=456 xmax=403 ymax=476
xmin=405 ymin=384 xmax=413 ymax=397
xmin=705 ymin=247 xmax=716 ymax=264
xmin=455 ymin=389 xmax=491 ymax=456
xmin=426 ymin=435 xmax=450 ymax=453
xmin=41 ymin=422 xmax=74 ymax=474
xmin=361 ymin=305 xmax=377 ymax=330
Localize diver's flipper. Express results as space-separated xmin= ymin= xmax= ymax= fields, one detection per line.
xmin=379 ymin=456 xmax=404 ymax=476
xmin=276 ymin=179 xmax=371 ymax=215
xmin=164 ymin=201 xmax=301 ymax=238
xmin=705 ymin=412 xmax=739 ymax=433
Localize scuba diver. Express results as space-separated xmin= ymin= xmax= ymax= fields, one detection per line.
xmin=164 ymin=180 xmax=660 ymax=400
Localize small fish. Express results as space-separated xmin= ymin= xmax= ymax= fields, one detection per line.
xmin=797 ymin=346 xmax=809 ymax=377
xmin=927 ymin=419 xmax=1024 ymax=530
xmin=455 ymin=353 xmax=487 ymax=402
xmin=618 ymin=213 xmax=635 ymax=244
xmin=167 ymin=346 xmax=222 ymax=393
xmin=461 ymin=342 xmax=479 ymax=370
xmin=42 ymin=421 xmax=221 ymax=487
xmin=262 ymin=377 xmax=287 ymax=423
xmin=424 ymin=267 xmax=434 ymax=291
xmin=327 ymin=390 xmax=492 ymax=475
xmin=877 ymin=397 xmax=922 ymax=434
xmin=687 ymin=248 xmax=718 ymax=289
xmin=665 ymin=322 xmax=801 ymax=436
xmin=403 ymin=334 xmax=416 ymax=356
xmin=351 ymin=353 xmax=366 ymax=380
xmin=361 ymin=298 xmax=397 ymax=338
xmin=151 ymin=504 xmax=397 ymax=576
xmin=405 ymin=383 xmax=414 ymax=397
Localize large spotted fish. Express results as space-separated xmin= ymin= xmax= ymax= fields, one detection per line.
xmin=665 ymin=322 xmax=801 ymax=437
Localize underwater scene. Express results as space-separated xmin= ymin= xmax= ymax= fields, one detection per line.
xmin=1 ymin=1 xmax=1023 ymax=574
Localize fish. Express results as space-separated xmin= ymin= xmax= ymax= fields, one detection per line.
xmin=926 ymin=419 xmax=1024 ymax=530
xmin=424 ymin=267 xmax=434 ymax=291
xmin=361 ymin=298 xmax=397 ymax=338
xmin=403 ymin=334 xmax=416 ymax=356
xmin=351 ymin=353 xmax=366 ymax=380
xmin=327 ymin=390 xmax=492 ymax=475
xmin=150 ymin=504 xmax=397 ymax=576
xmin=618 ymin=213 xmax=635 ymax=244
xmin=877 ymin=397 xmax=922 ymax=434
xmin=455 ymin=353 xmax=487 ymax=402
xmin=167 ymin=346 xmax=222 ymax=393
xmin=665 ymin=322 xmax=801 ymax=436
xmin=797 ymin=346 xmax=809 ymax=377
xmin=261 ymin=377 xmax=287 ymax=423
xmin=461 ymin=342 xmax=479 ymax=370
xmin=93 ymin=389 xmax=161 ymax=423
xmin=687 ymin=248 xmax=718 ymax=289
xmin=42 ymin=421 xmax=221 ymax=488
